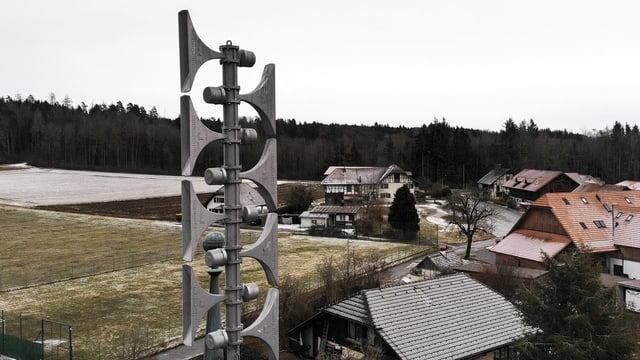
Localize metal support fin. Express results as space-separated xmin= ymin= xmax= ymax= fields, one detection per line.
xmin=182 ymin=180 xmax=226 ymax=261
xmin=240 ymin=213 xmax=279 ymax=286
xmin=241 ymin=288 xmax=279 ymax=360
xmin=239 ymin=64 xmax=276 ymax=138
xmin=240 ymin=138 xmax=278 ymax=211
xmin=182 ymin=265 xmax=226 ymax=346
xmin=178 ymin=10 xmax=223 ymax=92
xmin=181 ymin=95 xmax=225 ymax=176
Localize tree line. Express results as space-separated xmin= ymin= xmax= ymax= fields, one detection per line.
xmin=2 ymin=94 xmax=639 ymax=186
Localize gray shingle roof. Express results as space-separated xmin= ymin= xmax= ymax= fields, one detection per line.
xmin=477 ymin=167 xmax=509 ymax=186
xmin=321 ymin=164 xmax=410 ymax=186
xmin=324 ymin=293 xmax=372 ymax=326
xmin=335 ymin=273 xmax=529 ymax=360
xmin=418 ymin=251 xmax=463 ymax=271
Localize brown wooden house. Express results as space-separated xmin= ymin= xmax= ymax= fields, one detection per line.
xmin=502 ymin=169 xmax=597 ymax=203
xmin=491 ymin=191 xmax=640 ymax=280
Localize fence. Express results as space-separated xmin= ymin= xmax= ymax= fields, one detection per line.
xmin=0 ymin=247 xmax=181 ymax=291
xmin=0 ymin=310 xmax=72 ymax=360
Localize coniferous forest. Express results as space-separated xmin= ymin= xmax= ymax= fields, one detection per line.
xmin=1 ymin=95 xmax=639 ymax=188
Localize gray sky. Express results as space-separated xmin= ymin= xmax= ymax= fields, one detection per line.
xmin=2 ymin=1 xmax=639 ymax=132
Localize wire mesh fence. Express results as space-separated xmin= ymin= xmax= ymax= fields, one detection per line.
xmin=0 ymin=247 xmax=181 ymax=291
xmin=0 ymin=310 xmax=72 ymax=360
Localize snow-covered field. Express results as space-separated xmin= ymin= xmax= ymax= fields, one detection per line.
xmin=0 ymin=165 xmax=218 ymax=207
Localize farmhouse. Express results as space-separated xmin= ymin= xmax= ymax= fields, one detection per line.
xmin=288 ymin=273 xmax=529 ymax=360
xmin=502 ymin=168 xmax=599 ymax=203
xmin=321 ymin=165 xmax=413 ymax=205
xmin=205 ymin=183 xmax=267 ymax=224
xmin=491 ymin=191 xmax=640 ymax=280
xmin=477 ymin=165 xmax=510 ymax=200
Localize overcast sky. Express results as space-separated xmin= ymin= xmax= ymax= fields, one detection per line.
xmin=2 ymin=1 xmax=639 ymax=132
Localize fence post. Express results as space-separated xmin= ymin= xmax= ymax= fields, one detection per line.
xmin=41 ymin=319 xmax=45 ymax=360
xmin=69 ymin=326 xmax=73 ymax=360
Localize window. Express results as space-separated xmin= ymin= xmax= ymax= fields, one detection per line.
xmin=347 ymin=321 xmax=363 ymax=342
xmin=311 ymin=220 xmax=317 ymax=225
xmin=494 ymin=346 xmax=517 ymax=360
xmin=336 ymin=214 xmax=349 ymax=222
xmin=603 ymin=204 xmax=612 ymax=212
xmin=616 ymin=212 xmax=623 ymax=219
xmin=380 ymin=183 xmax=388 ymax=189
xmin=626 ymin=214 xmax=634 ymax=222
xmin=394 ymin=174 xmax=400 ymax=183
xmin=581 ymin=197 xmax=589 ymax=204
xmin=562 ymin=197 xmax=570 ymax=205
xmin=593 ymin=220 xmax=607 ymax=228
xmin=625 ymin=197 xmax=632 ymax=204
xmin=579 ymin=222 xmax=588 ymax=229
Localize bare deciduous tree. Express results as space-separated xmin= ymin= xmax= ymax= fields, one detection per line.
xmin=446 ymin=191 xmax=498 ymax=259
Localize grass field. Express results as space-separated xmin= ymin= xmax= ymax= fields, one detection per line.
xmin=0 ymin=205 xmax=426 ymax=359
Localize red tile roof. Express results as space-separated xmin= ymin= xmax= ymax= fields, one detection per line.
xmin=492 ymin=191 xmax=640 ymax=262
xmin=503 ymin=169 xmax=564 ymax=192
xmin=537 ymin=192 xmax=640 ymax=252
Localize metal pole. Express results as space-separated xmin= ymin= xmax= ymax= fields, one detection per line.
xmin=205 ymin=267 xmax=224 ymax=360
xmin=220 ymin=41 xmax=243 ymax=360
xmin=69 ymin=326 xmax=73 ymax=360
xmin=41 ymin=319 xmax=45 ymax=360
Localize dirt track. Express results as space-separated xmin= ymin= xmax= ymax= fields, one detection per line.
xmin=36 ymin=183 xmax=325 ymax=221
xmin=37 ymin=194 xmax=211 ymax=221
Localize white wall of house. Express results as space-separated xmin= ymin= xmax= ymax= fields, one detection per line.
xmin=300 ymin=216 xmax=327 ymax=228
xmin=379 ymin=174 xmax=414 ymax=203
xmin=609 ymin=257 xmax=640 ymax=280
xmin=625 ymin=260 xmax=640 ymax=280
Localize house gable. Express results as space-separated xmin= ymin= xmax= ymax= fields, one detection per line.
xmin=492 ymin=191 xmax=640 ymax=270
xmin=288 ymin=274 xmax=530 ymax=360
xmin=364 ymin=274 xmax=529 ymax=360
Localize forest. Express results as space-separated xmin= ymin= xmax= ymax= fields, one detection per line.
xmin=1 ymin=94 xmax=639 ymax=189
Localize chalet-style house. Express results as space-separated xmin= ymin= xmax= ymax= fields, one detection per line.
xmin=502 ymin=169 xmax=600 ymax=203
xmin=206 ymin=183 xmax=267 ymax=224
xmin=477 ymin=165 xmax=510 ymax=199
xmin=288 ymin=274 xmax=529 ymax=360
xmin=321 ymin=165 xmax=414 ymax=205
xmin=300 ymin=205 xmax=362 ymax=229
xmin=491 ymin=191 xmax=640 ymax=280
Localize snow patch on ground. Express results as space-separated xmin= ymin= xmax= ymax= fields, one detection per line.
xmin=0 ymin=167 xmax=217 ymax=207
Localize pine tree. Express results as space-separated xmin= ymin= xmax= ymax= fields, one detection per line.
xmin=515 ymin=250 xmax=636 ymax=360
xmin=388 ymin=185 xmax=419 ymax=233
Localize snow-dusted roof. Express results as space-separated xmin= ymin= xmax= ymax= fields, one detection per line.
xmin=324 ymin=273 xmax=529 ymax=360
xmin=321 ymin=164 xmax=411 ymax=186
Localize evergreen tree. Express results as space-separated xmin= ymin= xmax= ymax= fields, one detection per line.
xmin=516 ymin=250 xmax=636 ymax=360
xmin=388 ymin=185 xmax=419 ymax=233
